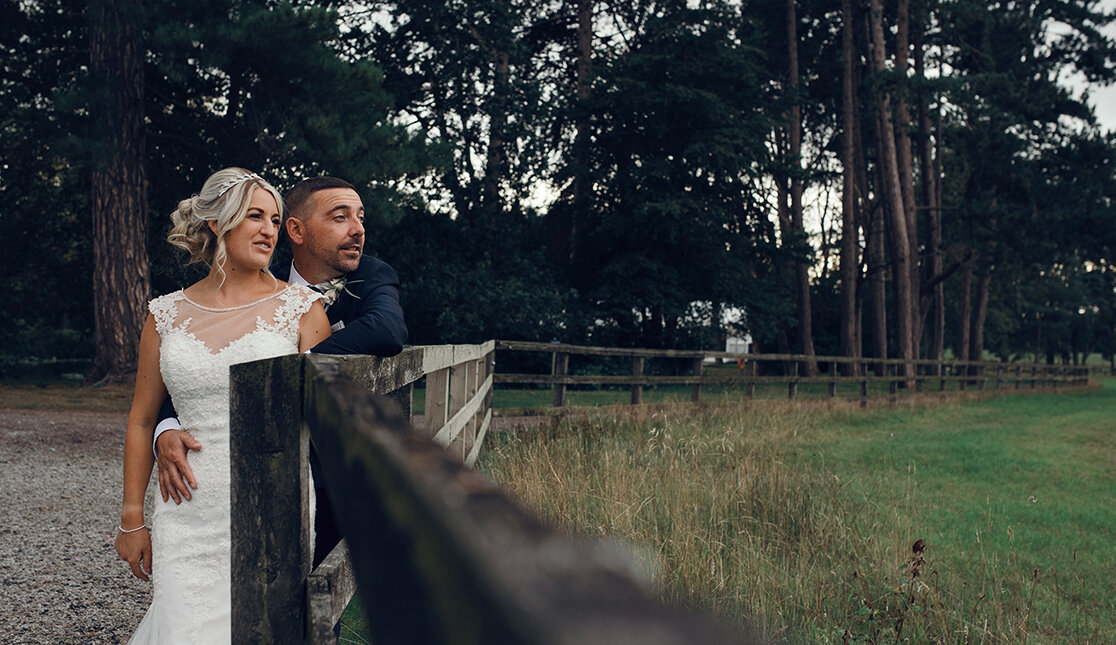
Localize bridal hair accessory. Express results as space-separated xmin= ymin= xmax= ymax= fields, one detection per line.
xmin=215 ymin=172 xmax=261 ymax=197
xmin=118 ymin=523 xmax=147 ymax=534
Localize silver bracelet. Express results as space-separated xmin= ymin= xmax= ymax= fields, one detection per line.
xmin=118 ymin=523 xmax=147 ymax=534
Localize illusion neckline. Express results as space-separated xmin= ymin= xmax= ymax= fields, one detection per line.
xmin=179 ymin=285 xmax=292 ymax=312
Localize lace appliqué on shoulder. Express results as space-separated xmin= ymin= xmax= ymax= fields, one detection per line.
xmin=149 ymin=291 xmax=187 ymax=336
xmin=255 ymin=284 xmax=322 ymax=345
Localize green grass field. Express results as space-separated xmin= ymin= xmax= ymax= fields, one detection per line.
xmin=477 ymin=380 xmax=1116 ymax=643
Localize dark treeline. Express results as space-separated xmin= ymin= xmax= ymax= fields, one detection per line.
xmin=3 ymin=0 xmax=1115 ymax=382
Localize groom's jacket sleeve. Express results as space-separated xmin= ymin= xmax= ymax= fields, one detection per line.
xmin=311 ymin=256 xmax=407 ymax=356
xmin=158 ymin=396 xmax=177 ymax=422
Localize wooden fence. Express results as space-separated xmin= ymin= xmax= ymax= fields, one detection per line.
xmin=228 ymin=345 xmax=759 ymax=644
xmin=493 ymin=340 xmax=1092 ymax=413
xmin=228 ymin=342 xmax=494 ymax=643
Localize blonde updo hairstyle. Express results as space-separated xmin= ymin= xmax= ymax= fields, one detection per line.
xmin=167 ymin=167 xmax=284 ymax=285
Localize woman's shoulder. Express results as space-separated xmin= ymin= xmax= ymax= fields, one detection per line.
xmin=277 ymin=282 xmax=323 ymax=310
xmin=147 ymin=289 xmax=187 ymax=332
xmin=279 ymin=281 xmax=317 ymax=298
xmin=148 ymin=289 xmax=186 ymax=312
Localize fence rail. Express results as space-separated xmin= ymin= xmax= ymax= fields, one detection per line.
xmin=229 ymin=350 xmax=761 ymax=644
xmin=494 ymin=340 xmax=1092 ymax=411
xmin=229 ymin=343 xmax=497 ymax=644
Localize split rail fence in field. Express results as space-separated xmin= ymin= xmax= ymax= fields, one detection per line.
xmin=492 ymin=340 xmax=1092 ymax=414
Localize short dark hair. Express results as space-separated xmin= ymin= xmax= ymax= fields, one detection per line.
xmin=284 ymin=176 xmax=357 ymax=222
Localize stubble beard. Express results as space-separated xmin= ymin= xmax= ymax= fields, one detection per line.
xmin=315 ymin=238 xmax=362 ymax=275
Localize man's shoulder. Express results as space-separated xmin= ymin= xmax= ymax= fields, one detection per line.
xmin=350 ymin=254 xmax=399 ymax=282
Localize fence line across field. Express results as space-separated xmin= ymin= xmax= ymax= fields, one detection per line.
xmin=493 ymin=340 xmax=1092 ymax=412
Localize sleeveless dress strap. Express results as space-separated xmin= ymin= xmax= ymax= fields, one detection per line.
xmin=259 ymin=285 xmax=322 ymax=342
xmin=149 ymin=291 xmax=186 ymax=337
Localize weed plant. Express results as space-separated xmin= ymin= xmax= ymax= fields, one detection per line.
xmin=478 ymin=383 xmax=1116 ymax=643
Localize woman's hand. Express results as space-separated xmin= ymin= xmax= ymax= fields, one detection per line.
xmin=115 ymin=526 xmax=153 ymax=582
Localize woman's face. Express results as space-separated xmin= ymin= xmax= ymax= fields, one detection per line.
xmin=221 ymin=187 xmax=281 ymax=271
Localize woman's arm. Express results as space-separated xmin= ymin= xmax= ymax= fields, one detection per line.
xmin=114 ymin=313 xmax=167 ymax=581
xmin=298 ymin=300 xmax=332 ymax=352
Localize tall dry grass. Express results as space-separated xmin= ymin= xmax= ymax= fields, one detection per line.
xmin=479 ymin=397 xmax=1105 ymax=643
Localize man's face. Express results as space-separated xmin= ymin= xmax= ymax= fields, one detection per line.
xmin=291 ymin=188 xmax=365 ymax=278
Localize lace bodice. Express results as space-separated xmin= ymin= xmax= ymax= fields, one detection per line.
xmin=130 ymin=283 xmax=319 ymax=643
xmin=149 ymin=284 xmax=319 ymax=431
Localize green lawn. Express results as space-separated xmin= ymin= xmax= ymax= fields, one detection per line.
xmin=474 ymin=380 xmax=1116 ymax=643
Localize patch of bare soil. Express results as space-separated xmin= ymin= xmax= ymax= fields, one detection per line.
xmin=0 ymin=408 xmax=150 ymax=644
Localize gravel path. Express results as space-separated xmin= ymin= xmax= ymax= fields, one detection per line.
xmin=0 ymin=409 xmax=149 ymax=644
xmin=0 ymin=407 xmax=540 ymax=644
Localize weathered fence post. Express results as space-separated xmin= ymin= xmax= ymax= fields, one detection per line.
xmin=631 ymin=356 xmax=644 ymax=405
xmin=424 ymin=359 xmax=450 ymax=438
xmin=448 ymin=358 xmax=469 ymax=460
xmin=553 ymin=351 xmax=569 ymax=407
xmin=691 ymin=357 xmax=704 ymax=403
xmin=788 ymin=360 xmax=798 ymax=400
xmin=746 ymin=359 xmax=757 ymax=400
xmin=230 ymin=354 xmax=313 ymax=644
xmin=860 ymin=361 xmax=869 ymax=407
xmin=828 ymin=361 xmax=838 ymax=398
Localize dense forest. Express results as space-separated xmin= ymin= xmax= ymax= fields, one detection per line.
xmin=3 ymin=0 xmax=1115 ymax=382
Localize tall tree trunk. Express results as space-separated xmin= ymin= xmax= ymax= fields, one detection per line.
xmin=570 ymin=0 xmax=592 ymax=266
xmin=894 ymin=0 xmax=920 ymax=358
xmin=865 ymin=199 xmax=888 ymax=372
xmin=482 ymin=47 xmax=510 ymax=212
xmin=549 ymin=0 xmax=593 ymax=273
xmin=914 ymin=0 xmax=943 ymax=372
xmin=958 ymin=257 xmax=973 ymax=362
xmin=839 ymin=0 xmax=860 ymax=375
xmin=868 ymin=0 xmax=915 ymax=379
xmin=932 ymin=112 xmax=945 ymax=363
xmin=86 ymin=0 xmax=149 ymax=385
xmin=969 ymin=270 xmax=991 ymax=363
xmin=786 ymin=0 xmax=817 ymax=375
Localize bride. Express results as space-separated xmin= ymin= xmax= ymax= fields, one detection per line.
xmin=113 ymin=168 xmax=330 ymax=642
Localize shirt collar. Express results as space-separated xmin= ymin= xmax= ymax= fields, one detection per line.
xmin=287 ymin=261 xmax=313 ymax=289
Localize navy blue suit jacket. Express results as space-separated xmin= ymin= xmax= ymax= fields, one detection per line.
xmin=273 ymin=254 xmax=407 ymax=356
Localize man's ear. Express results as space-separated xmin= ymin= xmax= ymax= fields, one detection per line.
xmin=285 ymin=217 xmax=304 ymax=245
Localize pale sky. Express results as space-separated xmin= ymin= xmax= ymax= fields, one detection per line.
xmin=1086 ymin=0 xmax=1116 ymax=130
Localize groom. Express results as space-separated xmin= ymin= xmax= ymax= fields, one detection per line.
xmin=155 ymin=176 xmax=407 ymax=563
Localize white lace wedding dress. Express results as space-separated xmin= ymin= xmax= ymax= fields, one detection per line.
xmin=129 ymin=283 xmax=320 ymax=644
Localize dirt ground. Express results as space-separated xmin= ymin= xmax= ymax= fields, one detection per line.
xmin=0 ymin=408 xmax=150 ymax=644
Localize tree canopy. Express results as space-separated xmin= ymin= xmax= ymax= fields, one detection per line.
xmin=2 ymin=0 xmax=1114 ymax=375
